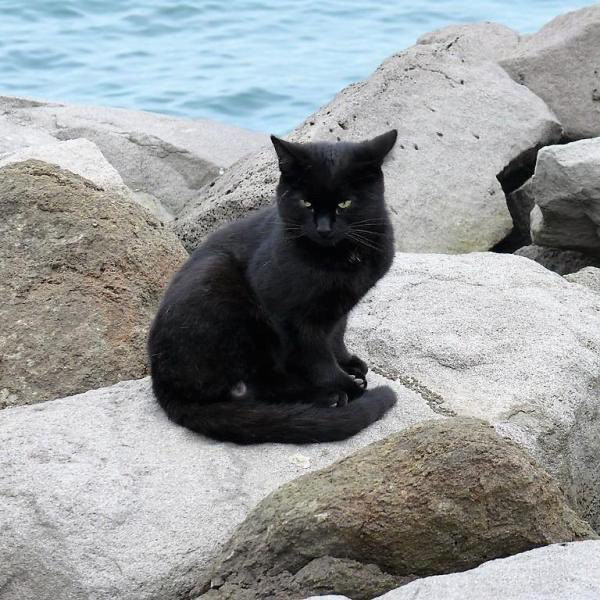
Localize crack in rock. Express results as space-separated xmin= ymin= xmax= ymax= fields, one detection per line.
xmin=371 ymin=366 xmax=457 ymax=417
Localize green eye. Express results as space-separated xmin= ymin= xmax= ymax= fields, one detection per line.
xmin=302 ymin=199 xmax=312 ymax=208
xmin=338 ymin=200 xmax=352 ymax=210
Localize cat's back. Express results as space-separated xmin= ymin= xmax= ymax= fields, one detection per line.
xmin=161 ymin=205 xmax=276 ymax=305
xmin=193 ymin=205 xmax=277 ymax=262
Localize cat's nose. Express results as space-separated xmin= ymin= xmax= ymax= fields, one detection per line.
xmin=316 ymin=215 xmax=332 ymax=237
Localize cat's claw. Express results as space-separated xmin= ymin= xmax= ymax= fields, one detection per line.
xmin=340 ymin=355 xmax=369 ymax=383
xmin=353 ymin=375 xmax=367 ymax=389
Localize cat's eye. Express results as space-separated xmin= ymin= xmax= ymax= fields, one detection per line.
xmin=337 ymin=200 xmax=352 ymax=210
xmin=302 ymin=199 xmax=312 ymax=208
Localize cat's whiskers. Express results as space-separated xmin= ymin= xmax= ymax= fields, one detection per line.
xmin=350 ymin=228 xmax=387 ymax=237
xmin=350 ymin=219 xmax=387 ymax=230
xmin=346 ymin=232 xmax=383 ymax=253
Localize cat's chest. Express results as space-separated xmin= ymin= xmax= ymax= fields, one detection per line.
xmin=280 ymin=261 xmax=374 ymax=316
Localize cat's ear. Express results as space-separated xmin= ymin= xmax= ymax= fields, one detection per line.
xmin=270 ymin=135 xmax=309 ymax=177
xmin=350 ymin=129 xmax=397 ymax=179
xmin=364 ymin=129 xmax=398 ymax=164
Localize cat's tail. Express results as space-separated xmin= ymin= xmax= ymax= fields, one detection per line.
xmin=156 ymin=386 xmax=397 ymax=444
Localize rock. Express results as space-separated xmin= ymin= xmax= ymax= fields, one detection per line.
xmin=0 ymin=373 xmax=437 ymax=599
xmin=506 ymin=177 xmax=534 ymax=245
xmin=529 ymin=139 xmax=600 ymax=256
xmin=196 ymin=419 xmax=595 ymax=600
xmin=565 ymin=266 xmax=600 ymax=294
xmin=0 ymin=114 xmax=57 ymax=153
xmin=0 ymin=161 xmax=187 ymax=408
xmin=0 ymin=137 xmax=128 ymax=196
xmin=501 ymin=5 xmax=600 ymax=140
xmin=370 ymin=541 xmax=600 ymax=599
xmin=564 ymin=391 xmax=600 ymax=535
xmin=0 ymin=138 xmax=171 ymax=221
xmin=0 ymin=96 xmax=268 ymax=219
xmin=344 ymin=252 xmax=600 ymax=529
xmin=514 ymin=245 xmax=600 ymax=275
xmin=417 ymin=22 xmax=521 ymax=61
xmin=175 ymin=42 xmax=560 ymax=253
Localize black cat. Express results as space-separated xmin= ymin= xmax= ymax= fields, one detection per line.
xmin=148 ymin=130 xmax=398 ymax=444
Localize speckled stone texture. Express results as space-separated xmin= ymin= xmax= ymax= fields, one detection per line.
xmin=0 ymin=138 xmax=171 ymax=221
xmin=345 ymin=252 xmax=600 ymax=531
xmin=0 ymin=373 xmax=435 ymax=600
xmin=372 ymin=541 xmax=600 ymax=599
xmin=565 ymin=267 xmax=600 ymax=295
xmin=0 ymin=160 xmax=188 ymax=407
xmin=197 ymin=419 xmax=595 ymax=600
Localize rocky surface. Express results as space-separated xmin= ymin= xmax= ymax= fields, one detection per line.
xmin=0 ymin=373 xmax=436 ymax=600
xmin=196 ymin=419 xmax=595 ymax=600
xmin=0 ymin=96 xmax=268 ymax=219
xmin=501 ymin=5 xmax=600 ymax=140
xmin=345 ymin=252 xmax=600 ymax=530
xmin=565 ymin=266 xmax=600 ymax=295
xmin=416 ymin=21 xmax=521 ymax=61
xmin=0 ymin=137 xmax=131 ymax=194
xmin=174 ymin=35 xmax=561 ymax=253
xmin=375 ymin=541 xmax=600 ymax=599
xmin=0 ymin=161 xmax=187 ymax=408
xmin=530 ymin=138 xmax=600 ymax=256
xmin=515 ymin=245 xmax=600 ymax=275
xmin=304 ymin=541 xmax=600 ymax=600
xmin=0 ymin=137 xmax=172 ymax=221
xmin=2 ymin=252 xmax=600 ymax=599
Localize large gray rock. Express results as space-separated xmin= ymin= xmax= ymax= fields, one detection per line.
xmin=196 ymin=419 xmax=595 ymax=600
xmin=345 ymin=252 xmax=600 ymax=530
xmin=565 ymin=266 xmax=600 ymax=294
xmin=0 ymin=373 xmax=437 ymax=600
xmin=501 ymin=5 xmax=600 ymax=140
xmin=514 ymin=245 xmax=600 ymax=275
xmin=0 ymin=96 xmax=268 ymax=219
xmin=0 ymin=161 xmax=188 ymax=408
xmin=530 ymin=138 xmax=600 ymax=256
xmin=371 ymin=541 xmax=600 ymax=600
xmin=175 ymin=41 xmax=560 ymax=253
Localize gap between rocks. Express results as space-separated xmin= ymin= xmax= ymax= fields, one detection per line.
xmin=491 ymin=144 xmax=546 ymax=253
xmin=491 ymin=136 xmax=571 ymax=254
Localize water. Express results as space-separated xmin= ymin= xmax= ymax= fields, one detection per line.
xmin=0 ymin=1 xmax=593 ymax=134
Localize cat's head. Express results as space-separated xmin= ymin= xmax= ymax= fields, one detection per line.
xmin=271 ymin=130 xmax=397 ymax=247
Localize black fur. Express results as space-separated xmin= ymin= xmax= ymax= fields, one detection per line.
xmin=148 ymin=130 xmax=398 ymax=444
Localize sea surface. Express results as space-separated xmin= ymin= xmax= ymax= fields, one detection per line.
xmin=0 ymin=1 xmax=593 ymax=134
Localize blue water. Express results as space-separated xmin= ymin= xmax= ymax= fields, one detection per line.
xmin=0 ymin=1 xmax=593 ymax=134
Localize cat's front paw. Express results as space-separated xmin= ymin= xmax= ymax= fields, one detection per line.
xmin=340 ymin=355 xmax=368 ymax=388
xmin=338 ymin=371 xmax=367 ymax=401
